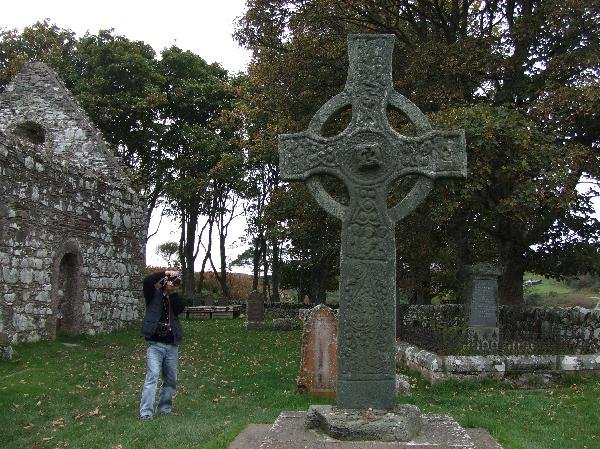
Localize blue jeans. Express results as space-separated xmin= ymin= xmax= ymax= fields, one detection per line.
xmin=139 ymin=341 xmax=179 ymax=417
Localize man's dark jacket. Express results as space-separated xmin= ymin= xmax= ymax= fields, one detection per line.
xmin=140 ymin=271 xmax=186 ymax=344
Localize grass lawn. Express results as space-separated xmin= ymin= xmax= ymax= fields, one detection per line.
xmin=1 ymin=319 xmax=599 ymax=449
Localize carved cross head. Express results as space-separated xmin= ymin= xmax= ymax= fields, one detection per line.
xmin=278 ymin=34 xmax=467 ymax=225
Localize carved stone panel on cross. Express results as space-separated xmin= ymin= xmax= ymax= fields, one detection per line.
xmin=279 ymin=128 xmax=465 ymax=189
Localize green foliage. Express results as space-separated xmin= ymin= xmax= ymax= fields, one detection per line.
xmin=73 ymin=30 xmax=164 ymax=176
xmin=0 ymin=20 xmax=78 ymax=90
xmin=235 ymin=0 xmax=600 ymax=305
xmin=432 ymin=105 xmax=600 ymax=276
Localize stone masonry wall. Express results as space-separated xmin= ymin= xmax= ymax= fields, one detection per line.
xmin=0 ymin=132 xmax=146 ymax=343
xmin=0 ymin=62 xmax=124 ymax=177
xmin=0 ymin=63 xmax=146 ymax=344
xmin=397 ymin=304 xmax=600 ymax=353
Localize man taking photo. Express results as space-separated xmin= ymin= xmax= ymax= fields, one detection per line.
xmin=139 ymin=270 xmax=186 ymax=419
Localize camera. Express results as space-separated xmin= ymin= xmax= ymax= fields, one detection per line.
xmin=159 ymin=272 xmax=182 ymax=288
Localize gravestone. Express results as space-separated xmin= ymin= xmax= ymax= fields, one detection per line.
xmin=280 ymin=32 xmax=466 ymax=415
xmin=297 ymin=305 xmax=337 ymax=399
xmin=245 ymin=290 xmax=265 ymax=330
xmin=231 ymin=33 xmax=501 ymax=448
xmin=466 ymin=264 xmax=502 ymax=352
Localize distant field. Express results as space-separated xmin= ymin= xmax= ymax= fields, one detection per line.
xmin=143 ymin=266 xmax=599 ymax=308
xmin=524 ymin=273 xmax=600 ymax=308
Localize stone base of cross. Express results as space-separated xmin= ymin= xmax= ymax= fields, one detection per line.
xmin=278 ymin=34 xmax=466 ymax=441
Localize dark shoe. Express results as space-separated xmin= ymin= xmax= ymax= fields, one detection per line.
xmin=139 ymin=415 xmax=153 ymax=420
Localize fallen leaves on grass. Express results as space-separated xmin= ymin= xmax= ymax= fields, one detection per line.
xmin=74 ymin=406 xmax=104 ymax=420
xmin=212 ymin=395 xmax=226 ymax=403
xmin=52 ymin=418 xmax=65 ymax=429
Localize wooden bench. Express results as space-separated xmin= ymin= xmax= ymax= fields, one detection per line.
xmin=184 ymin=305 xmax=242 ymax=320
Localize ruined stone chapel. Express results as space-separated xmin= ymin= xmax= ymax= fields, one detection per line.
xmin=0 ymin=62 xmax=146 ymax=343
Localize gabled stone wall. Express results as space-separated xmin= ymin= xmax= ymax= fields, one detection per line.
xmin=0 ymin=62 xmax=124 ymax=176
xmin=0 ymin=63 xmax=146 ymax=344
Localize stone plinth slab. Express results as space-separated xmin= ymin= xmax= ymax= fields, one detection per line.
xmin=306 ymin=405 xmax=421 ymax=442
xmin=230 ymin=411 xmax=502 ymax=449
xmin=228 ymin=424 xmax=271 ymax=449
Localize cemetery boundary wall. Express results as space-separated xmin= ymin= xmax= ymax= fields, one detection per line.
xmin=397 ymin=304 xmax=600 ymax=354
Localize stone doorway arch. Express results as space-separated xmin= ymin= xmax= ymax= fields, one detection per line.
xmin=49 ymin=240 xmax=84 ymax=339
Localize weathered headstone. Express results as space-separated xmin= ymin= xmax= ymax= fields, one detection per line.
xmin=466 ymin=264 xmax=501 ymax=352
xmin=280 ymin=33 xmax=466 ymax=415
xmin=245 ymin=290 xmax=265 ymax=330
xmin=297 ymin=305 xmax=337 ymax=399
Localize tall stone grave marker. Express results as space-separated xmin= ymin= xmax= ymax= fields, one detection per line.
xmin=297 ymin=305 xmax=337 ymax=399
xmin=279 ymin=33 xmax=466 ymax=412
xmin=229 ymin=33 xmax=504 ymax=449
xmin=466 ymin=264 xmax=501 ymax=352
xmin=245 ymin=290 xmax=265 ymax=330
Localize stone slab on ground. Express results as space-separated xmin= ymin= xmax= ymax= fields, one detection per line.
xmin=228 ymin=424 xmax=271 ymax=449
xmin=465 ymin=429 xmax=504 ymax=449
xmin=230 ymin=411 xmax=503 ymax=449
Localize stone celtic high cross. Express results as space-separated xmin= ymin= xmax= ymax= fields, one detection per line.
xmin=279 ymin=34 xmax=466 ymax=410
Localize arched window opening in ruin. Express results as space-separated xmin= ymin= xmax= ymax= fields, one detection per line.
xmin=14 ymin=121 xmax=46 ymax=145
xmin=55 ymin=252 xmax=81 ymax=337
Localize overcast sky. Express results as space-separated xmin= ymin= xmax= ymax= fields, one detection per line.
xmin=2 ymin=0 xmax=251 ymax=73
xmin=3 ymin=0 xmax=253 ymax=269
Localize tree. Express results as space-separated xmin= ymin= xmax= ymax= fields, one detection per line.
xmin=156 ymin=241 xmax=180 ymax=268
xmin=158 ymin=46 xmax=239 ymax=299
xmin=0 ymin=21 xmax=78 ymax=90
xmin=433 ymin=105 xmax=600 ymax=303
xmin=72 ymin=30 xmax=166 ymax=224
xmin=227 ymin=71 xmax=288 ymax=300
xmin=236 ymin=0 xmax=600 ymax=304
